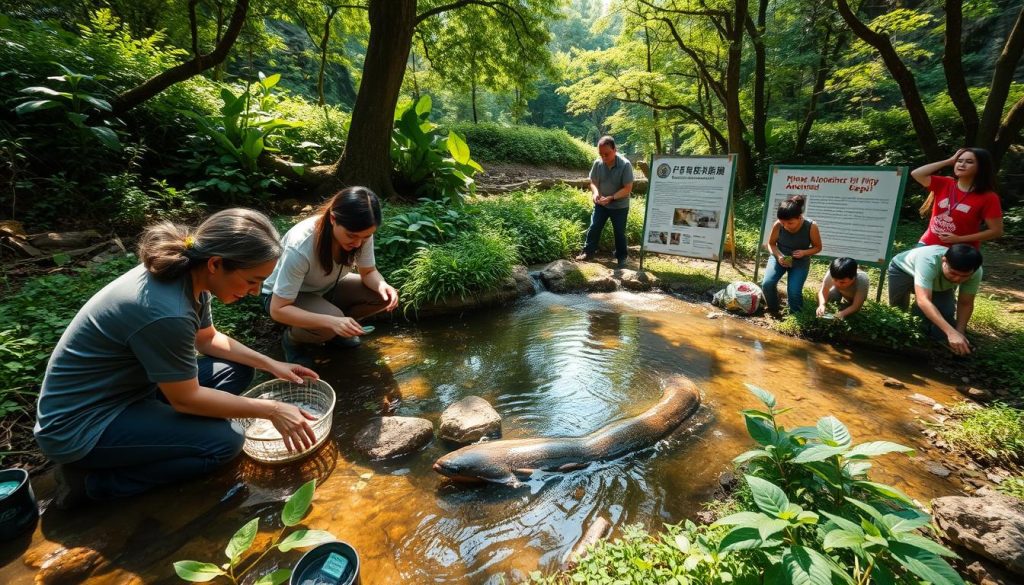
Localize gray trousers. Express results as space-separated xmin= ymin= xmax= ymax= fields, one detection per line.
xmin=886 ymin=264 xmax=956 ymax=341
xmin=270 ymin=273 xmax=386 ymax=344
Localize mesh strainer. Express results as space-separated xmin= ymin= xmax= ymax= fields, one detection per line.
xmin=234 ymin=378 xmax=336 ymax=464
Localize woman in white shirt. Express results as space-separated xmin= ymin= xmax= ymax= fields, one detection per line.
xmin=261 ymin=187 xmax=399 ymax=364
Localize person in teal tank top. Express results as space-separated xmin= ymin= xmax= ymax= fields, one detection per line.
xmin=761 ymin=195 xmax=823 ymax=314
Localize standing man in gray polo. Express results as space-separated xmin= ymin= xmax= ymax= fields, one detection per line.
xmin=576 ymin=135 xmax=635 ymax=268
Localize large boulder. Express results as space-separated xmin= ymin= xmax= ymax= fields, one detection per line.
xmin=932 ymin=493 xmax=1024 ymax=577
xmin=541 ymin=260 xmax=617 ymax=293
xmin=438 ymin=396 xmax=502 ymax=444
xmin=354 ymin=416 xmax=434 ymax=460
xmin=618 ymin=269 xmax=658 ymax=292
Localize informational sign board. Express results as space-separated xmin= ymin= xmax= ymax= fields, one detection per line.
xmin=640 ymin=154 xmax=737 ymax=261
xmin=759 ymin=165 xmax=908 ymax=266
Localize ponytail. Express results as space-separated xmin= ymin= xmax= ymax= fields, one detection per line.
xmin=777 ymin=195 xmax=805 ymax=220
xmin=139 ymin=208 xmax=281 ymax=281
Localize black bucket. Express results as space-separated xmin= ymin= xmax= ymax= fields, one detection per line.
xmin=0 ymin=468 xmax=38 ymax=541
xmin=290 ymin=540 xmax=360 ymax=585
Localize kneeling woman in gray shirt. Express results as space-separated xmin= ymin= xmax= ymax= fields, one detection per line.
xmin=34 ymin=209 xmax=318 ymax=508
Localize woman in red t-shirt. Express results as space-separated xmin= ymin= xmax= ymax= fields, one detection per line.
xmin=911 ymin=148 xmax=1003 ymax=249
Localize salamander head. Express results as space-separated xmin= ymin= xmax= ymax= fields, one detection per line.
xmin=433 ymin=449 xmax=522 ymax=487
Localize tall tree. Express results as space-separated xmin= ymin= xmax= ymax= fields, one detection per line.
xmin=326 ymin=0 xmax=557 ymax=197
xmin=837 ymin=0 xmax=1024 ymax=166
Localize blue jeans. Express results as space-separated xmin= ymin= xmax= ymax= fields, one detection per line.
xmin=72 ymin=357 xmax=253 ymax=500
xmin=761 ymin=256 xmax=811 ymax=313
xmin=583 ymin=205 xmax=629 ymax=261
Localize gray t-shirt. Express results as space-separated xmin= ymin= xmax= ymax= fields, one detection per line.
xmin=589 ymin=154 xmax=635 ymax=210
xmin=34 ymin=263 xmax=212 ymax=463
xmin=824 ymin=271 xmax=870 ymax=303
xmin=261 ymin=215 xmax=376 ymax=299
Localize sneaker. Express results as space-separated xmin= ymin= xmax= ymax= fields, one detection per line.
xmin=617 ymin=258 xmax=627 ymax=269
xmin=575 ymin=252 xmax=594 ymax=261
xmin=328 ymin=335 xmax=361 ymax=349
xmin=281 ymin=332 xmax=315 ymax=368
xmin=53 ymin=464 xmax=90 ymax=510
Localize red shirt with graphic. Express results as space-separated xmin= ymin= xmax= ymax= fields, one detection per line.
xmin=919 ymin=175 xmax=1002 ymax=249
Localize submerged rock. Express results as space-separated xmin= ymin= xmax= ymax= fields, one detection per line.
xmin=438 ymin=396 xmax=502 ymax=444
xmin=354 ymin=416 xmax=434 ymax=460
xmin=882 ymin=377 xmax=907 ymax=389
xmin=908 ymin=393 xmax=937 ymax=406
xmin=932 ymin=493 xmax=1024 ymax=577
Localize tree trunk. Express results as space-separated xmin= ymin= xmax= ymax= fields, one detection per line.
xmin=836 ymin=0 xmax=943 ymax=161
xmin=747 ymin=0 xmax=768 ymax=160
xmin=112 ymin=0 xmax=249 ymax=113
xmin=330 ymin=0 xmax=417 ymax=198
xmin=796 ymin=23 xmax=836 ymax=156
xmin=317 ymin=7 xmax=340 ymax=106
xmin=725 ymin=0 xmax=750 ymax=190
xmin=978 ymin=6 xmax=1024 ymax=164
xmin=943 ymin=0 xmax=978 ymax=145
xmin=644 ymin=23 xmax=662 ymax=154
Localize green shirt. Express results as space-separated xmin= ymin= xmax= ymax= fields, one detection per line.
xmin=34 ymin=263 xmax=212 ymax=463
xmin=589 ymin=154 xmax=634 ymax=210
xmin=889 ymin=245 xmax=982 ymax=294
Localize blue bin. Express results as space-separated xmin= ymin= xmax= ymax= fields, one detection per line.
xmin=0 ymin=468 xmax=38 ymax=541
xmin=289 ymin=540 xmax=360 ymax=585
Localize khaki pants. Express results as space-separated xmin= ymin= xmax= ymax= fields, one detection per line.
xmin=282 ymin=273 xmax=386 ymax=344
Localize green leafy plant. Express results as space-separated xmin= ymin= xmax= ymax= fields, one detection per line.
xmin=729 ymin=384 xmax=963 ymax=585
xmin=395 ymin=228 xmax=517 ymax=310
xmin=173 ymin=479 xmax=335 ymax=584
xmin=391 ymin=95 xmax=483 ymax=202
xmin=779 ymin=299 xmax=926 ymax=351
xmin=180 ymin=73 xmax=303 ymax=174
xmin=997 ymin=475 xmax=1024 ymax=500
xmin=13 ymin=63 xmax=124 ymax=151
xmin=375 ymin=198 xmax=480 ymax=279
xmin=474 ymin=193 xmax=580 ymax=264
xmin=448 ymin=122 xmax=593 ymax=169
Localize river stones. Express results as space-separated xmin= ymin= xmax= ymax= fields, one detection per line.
xmin=882 ymin=377 xmax=907 ymax=389
xmin=354 ymin=416 xmax=434 ymax=460
xmin=932 ymin=493 xmax=1024 ymax=578
xmin=439 ymin=396 xmax=502 ymax=444
xmin=908 ymin=393 xmax=938 ymax=407
xmin=618 ymin=269 xmax=657 ymax=291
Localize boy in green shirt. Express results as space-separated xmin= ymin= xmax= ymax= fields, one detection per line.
xmin=886 ymin=244 xmax=983 ymax=355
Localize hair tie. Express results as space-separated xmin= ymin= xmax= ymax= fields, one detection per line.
xmin=183 ymin=235 xmax=196 ymax=249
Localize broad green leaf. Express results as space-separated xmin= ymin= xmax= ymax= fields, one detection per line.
xmin=744 ymin=383 xmax=776 ymax=408
xmin=415 ymin=94 xmax=433 ymax=116
xmin=889 ymin=542 xmax=966 ymax=585
xmin=791 ymin=444 xmax=847 ymax=464
xmin=823 ymin=529 xmax=865 ymax=550
xmin=447 ymin=131 xmax=470 ymax=165
xmin=733 ymin=448 xmax=770 ymax=465
xmin=713 ymin=511 xmax=767 ymax=527
xmin=261 ymin=73 xmax=282 ymax=89
xmin=896 ymin=533 xmax=958 ymax=557
xmin=225 ymin=517 xmax=259 ymax=562
xmin=746 ymin=475 xmax=789 ymax=516
xmin=90 ymin=126 xmax=121 ymax=151
xmin=782 ymin=546 xmax=833 ymax=585
xmin=846 ymin=441 xmax=914 ymax=459
xmin=20 ymin=86 xmax=70 ymax=97
xmin=718 ymin=527 xmax=768 ymax=552
xmin=844 ymin=497 xmax=885 ymax=522
xmin=881 ymin=509 xmax=932 ymax=533
xmin=282 ymin=479 xmax=316 ymax=526
xmin=673 ymin=533 xmax=690 ymax=553
xmin=795 ymin=511 xmax=819 ymax=525
xmin=816 ymin=416 xmax=852 ymax=447
xmin=173 ymin=561 xmax=226 ymax=582
xmin=744 ymin=415 xmax=777 ymax=447
xmin=740 ymin=408 xmax=772 ymax=421
xmin=52 ymin=252 xmax=72 ymax=266
xmin=854 ymin=481 xmax=914 ymax=505
xmin=844 ymin=460 xmax=872 ymax=478
xmin=253 ymin=569 xmax=291 ymax=585
xmin=81 ymin=95 xmax=112 ymax=111
xmin=277 ymin=529 xmax=336 ymax=552
xmin=820 ymin=511 xmax=863 ymax=534
xmin=14 ymin=99 xmax=63 ymax=115
xmin=757 ymin=517 xmax=791 ymax=541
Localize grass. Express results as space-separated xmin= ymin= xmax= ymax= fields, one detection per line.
xmin=937 ymin=401 xmax=1024 ymax=464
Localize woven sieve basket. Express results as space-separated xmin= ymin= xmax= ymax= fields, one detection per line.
xmin=234 ymin=378 xmax=336 ymax=464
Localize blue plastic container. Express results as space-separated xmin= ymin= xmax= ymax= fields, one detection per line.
xmin=0 ymin=468 xmax=38 ymax=541
xmin=290 ymin=540 xmax=360 ymax=585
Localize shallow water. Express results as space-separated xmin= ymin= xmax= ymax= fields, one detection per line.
xmin=0 ymin=291 xmax=966 ymax=585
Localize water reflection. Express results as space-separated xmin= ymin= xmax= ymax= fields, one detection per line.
xmin=3 ymin=291 xmax=965 ymax=585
